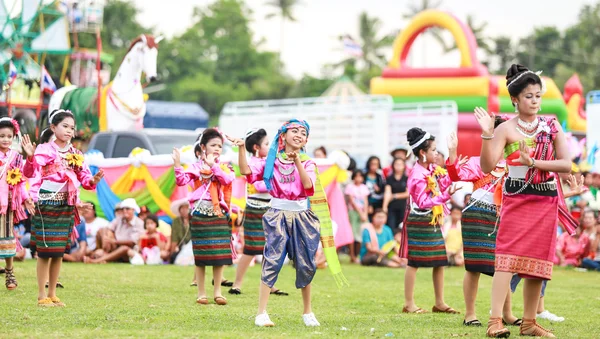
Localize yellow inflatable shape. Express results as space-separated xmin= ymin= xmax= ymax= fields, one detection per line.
xmin=371 ymin=76 xmax=489 ymax=97
xmin=389 ymin=10 xmax=474 ymax=69
xmin=99 ymin=82 xmax=111 ymax=131
xmin=567 ymin=93 xmax=586 ymax=133
xmin=497 ymin=77 xmax=562 ymax=99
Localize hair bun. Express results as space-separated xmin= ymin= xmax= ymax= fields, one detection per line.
xmin=506 ymin=64 xmax=530 ymax=83
xmin=407 ymin=127 xmax=426 ymax=145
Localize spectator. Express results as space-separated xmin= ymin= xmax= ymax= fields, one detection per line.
xmin=14 ymin=216 xmax=32 ymax=261
xmin=64 ymin=222 xmax=87 ymax=263
xmin=313 ymin=146 xmax=327 ymax=159
xmin=462 ymin=193 xmax=472 ymax=209
xmin=85 ymin=198 xmax=144 ymax=264
xmin=364 ymin=156 xmax=384 ymax=219
xmin=170 ymin=199 xmax=191 ymax=263
xmin=442 ymin=206 xmax=464 ymax=266
xmin=582 ymin=223 xmax=600 ymax=271
xmin=344 ymin=170 xmax=370 ymax=263
xmin=435 ymin=150 xmax=446 ymax=169
xmin=80 ymin=202 xmax=109 ymax=253
xmin=554 ymin=223 xmax=590 ymax=267
xmin=383 ymin=158 xmax=409 ymax=233
xmin=383 ymin=146 xmax=411 ymax=178
xmin=581 ymin=209 xmax=597 ymax=238
xmin=359 ymin=209 xmax=403 ymax=268
xmin=128 ymin=215 xmax=169 ymax=265
xmin=138 ymin=205 xmax=172 ymax=252
xmin=114 ymin=202 xmax=124 ymax=219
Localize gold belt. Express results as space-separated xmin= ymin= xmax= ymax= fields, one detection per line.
xmin=191 ymin=200 xmax=225 ymax=217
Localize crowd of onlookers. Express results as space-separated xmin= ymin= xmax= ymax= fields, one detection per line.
xmin=7 ymin=146 xmax=600 ymax=274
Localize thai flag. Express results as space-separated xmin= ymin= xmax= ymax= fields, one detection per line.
xmin=40 ymin=66 xmax=56 ymax=94
xmin=343 ymin=35 xmax=363 ymax=57
xmin=8 ymin=61 xmax=17 ymax=85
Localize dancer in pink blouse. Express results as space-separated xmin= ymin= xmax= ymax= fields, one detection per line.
xmin=22 ymin=109 xmax=103 ymax=307
xmin=172 ymin=127 xmax=235 ymax=306
xmin=0 ymin=117 xmax=35 ymax=291
xmin=401 ymin=127 xmax=461 ymax=315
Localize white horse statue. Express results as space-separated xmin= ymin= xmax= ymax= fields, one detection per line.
xmin=49 ymin=34 xmax=161 ymax=132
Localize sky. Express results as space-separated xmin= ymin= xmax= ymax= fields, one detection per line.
xmin=130 ymin=0 xmax=594 ymax=78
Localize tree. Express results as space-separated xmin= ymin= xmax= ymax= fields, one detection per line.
xmin=491 ymin=36 xmax=514 ymax=74
xmin=443 ymin=15 xmax=492 ymax=55
xmin=403 ymin=0 xmax=445 ymax=61
xmin=265 ymin=0 xmax=302 ymax=59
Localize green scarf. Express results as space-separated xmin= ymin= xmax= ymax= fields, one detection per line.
xmin=295 ymin=153 xmax=348 ymax=288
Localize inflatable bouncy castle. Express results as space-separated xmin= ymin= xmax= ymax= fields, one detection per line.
xmin=371 ymin=10 xmax=586 ymax=156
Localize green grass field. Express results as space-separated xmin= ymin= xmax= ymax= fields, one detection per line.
xmin=2 ymin=259 xmax=599 ymax=338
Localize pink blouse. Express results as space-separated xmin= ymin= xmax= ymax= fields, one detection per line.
xmin=24 ymin=142 xmax=96 ymax=205
xmin=446 ymin=156 xmax=505 ymax=191
xmin=0 ymin=150 xmax=28 ymax=221
xmin=174 ymin=159 xmax=235 ymax=210
xmin=555 ymin=232 xmax=590 ymax=266
xmin=246 ymin=157 xmax=316 ymax=200
xmin=248 ymin=157 xmax=268 ymax=196
xmin=407 ymin=162 xmax=452 ymax=211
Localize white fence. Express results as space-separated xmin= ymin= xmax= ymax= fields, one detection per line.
xmin=219 ymin=95 xmax=458 ymax=165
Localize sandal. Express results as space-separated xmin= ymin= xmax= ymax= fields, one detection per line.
xmin=432 ymin=306 xmax=461 ymax=314
xmin=212 ymin=279 xmax=234 ymax=287
xmin=50 ymin=296 xmax=66 ymax=307
xmin=520 ymin=318 xmax=555 ymax=337
xmin=228 ymin=287 xmax=242 ymax=295
xmin=190 ymin=281 xmax=197 ymax=287
xmin=486 ymin=317 xmax=510 ymax=338
xmin=270 ymin=289 xmax=289 ymax=296
xmin=214 ymin=296 xmax=228 ymax=305
xmin=38 ymin=297 xmax=55 ymax=307
xmin=402 ymin=306 xmax=428 ymax=314
xmin=196 ymin=297 xmax=209 ymax=305
xmin=5 ymin=267 xmax=17 ymax=290
xmin=45 ymin=281 xmax=64 ymax=288
xmin=463 ymin=319 xmax=482 ymax=327
xmin=503 ymin=318 xmax=522 ymax=326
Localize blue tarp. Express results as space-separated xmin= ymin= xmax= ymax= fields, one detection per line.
xmin=143 ymin=100 xmax=209 ymax=130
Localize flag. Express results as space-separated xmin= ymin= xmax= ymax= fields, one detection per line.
xmin=41 ymin=66 xmax=56 ymax=94
xmin=342 ymin=35 xmax=363 ymax=57
xmin=8 ymin=61 xmax=17 ymax=85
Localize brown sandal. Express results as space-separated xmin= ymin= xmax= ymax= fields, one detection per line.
xmin=5 ymin=267 xmax=17 ymax=290
xmin=432 ymin=305 xmax=460 ymax=314
xmin=214 ymin=296 xmax=227 ymax=305
xmin=487 ymin=317 xmax=510 ymax=338
xmin=196 ymin=297 xmax=209 ymax=305
xmin=520 ymin=318 xmax=555 ymax=337
xmin=402 ymin=306 xmax=428 ymax=314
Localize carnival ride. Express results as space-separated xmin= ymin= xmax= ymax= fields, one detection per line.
xmin=370 ymin=10 xmax=587 ymax=157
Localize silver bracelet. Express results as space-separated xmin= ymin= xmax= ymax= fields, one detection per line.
xmin=529 ymin=158 xmax=536 ymax=168
xmin=481 ymin=134 xmax=494 ymax=140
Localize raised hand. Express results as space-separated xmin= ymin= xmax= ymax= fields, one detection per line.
xmin=91 ymin=169 xmax=105 ymax=185
xmin=205 ymin=153 xmax=215 ymax=167
xmin=447 ymin=132 xmax=458 ymax=150
xmin=449 ymin=184 xmax=462 ymax=195
xmin=171 ymin=148 xmax=181 ymax=167
xmin=226 ymin=135 xmax=244 ymax=147
xmin=286 ymin=151 xmax=299 ymax=162
xmin=21 ymin=134 xmax=36 ymax=158
xmin=517 ymin=140 xmax=533 ymax=166
xmin=457 ymin=154 xmax=470 ymax=167
xmin=474 ymin=107 xmax=495 ymax=136
xmin=566 ymin=174 xmax=586 ymax=194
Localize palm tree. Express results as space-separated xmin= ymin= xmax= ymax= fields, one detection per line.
xmin=265 ymin=0 xmax=301 ymax=60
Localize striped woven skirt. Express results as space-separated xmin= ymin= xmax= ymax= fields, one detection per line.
xmin=405 ymin=211 xmax=448 ymax=268
xmin=190 ymin=212 xmax=232 ymax=266
xmin=495 ymin=178 xmax=558 ymax=280
xmin=462 ymin=199 xmax=498 ymax=276
xmin=32 ymin=199 xmax=75 ymax=259
xmin=242 ymin=201 xmax=269 ymax=255
xmin=0 ymin=208 xmax=16 ymax=259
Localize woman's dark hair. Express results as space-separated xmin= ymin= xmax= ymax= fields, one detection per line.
xmin=314 ymin=146 xmax=327 ymax=157
xmin=365 ymin=156 xmax=381 ymax=172
xmin=144 ymin=214 xmax=159 ymax=229
xmin=194 ymin=128 xmax=223 ymax=157
xmin=0 ymin=119 xmax=16 ymax=134
xmin=351 ymin=169 xmax=364 ymax=180
xmin=494 ymin=116 xmax=508 ymax=129
xmin=49 ymin=109 xmax=75 ymax=126
xmin=407 ymin=127 xmax=435 ymax=157
xmin=451 ymin=204 xmax=462 ymax=213
xmin=85 ymin=201 xmax=97 ymax=217
xmin=39 ymin=128 xmax=54 ymax=144
xmin=391 ymin=157 xmax=406 ymax=174
xmin=506 ymin=64 xmax=542 ymax=99
xmin=245 ymin=128 xmax=267 ymax=154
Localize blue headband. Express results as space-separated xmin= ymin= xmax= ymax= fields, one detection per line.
xmin=263 ymin=119 xmax=310 ymax=190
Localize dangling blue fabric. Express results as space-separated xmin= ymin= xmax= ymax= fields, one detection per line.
xmin=87 ymin=149 xmax=121 ymax=221
xmin=263 ymin=119 xmax=310 ymax=190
